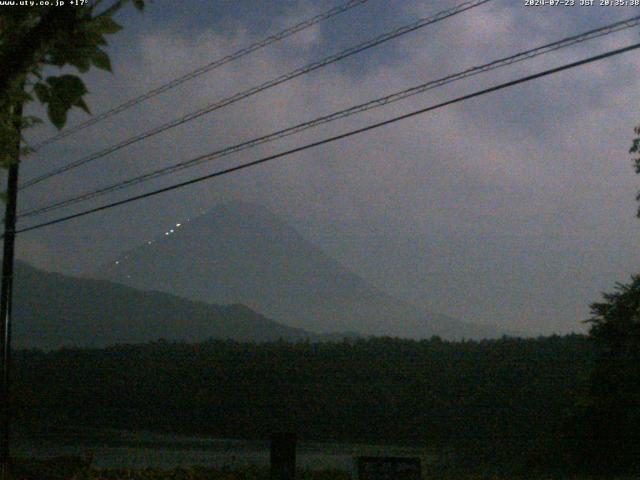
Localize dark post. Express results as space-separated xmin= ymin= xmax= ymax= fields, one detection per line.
xmin=270 ymin=432 xmax=296 ymax=480
xmin=0 ymin=99 xmax=23 ymax=480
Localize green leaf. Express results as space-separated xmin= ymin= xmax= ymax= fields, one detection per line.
xmin=42 ymin=75 xmax=90 ymax=128
xmin=15 ymin=88 xmax=33 ymax=104
xmin=21 ymin=115 xmax=42 ymax=129
xmin=75 ymin=97 xmax=91 ymax=115
xmin=33 ymin=82 xmax=50 ymax=103
xmin=47 ymin=99 xmax=68 ymax=130
xmin=71 ymin=54 xmax=92 ymax=73
xmin=85 ymin=31 xmax=108 ymax=46
xmin=91 ymin=15 xmax=122 ymax=35
xmin=91 ymin=48 xmax=112 ymax=72
xmin=47 ymin=75 xmax=88 ymax=105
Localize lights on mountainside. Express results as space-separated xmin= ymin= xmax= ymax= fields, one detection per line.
xmin=163 ymin=220 xmax=188 ymax=237
xmin=113 ymin=212 xmax=197 ymax=266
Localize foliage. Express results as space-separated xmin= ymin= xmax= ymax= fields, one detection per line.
xmin=9 ymin=458 xmax=350 ymax=480
xmin=12 ymin=335 xmax=594 ymax=475
xmin=573 ymin=277 xmax=640 ymax=474
xmin=9 ymin=456 xmax=640 ymax=480
xmin=0 ymin=0 xmax=145 ymax=169
xmin=10 ymin=453 xmax=93 ymax=480
xmin=94 ymin=466 xmax=350 ymax=480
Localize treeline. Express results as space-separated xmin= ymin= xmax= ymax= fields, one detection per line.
xmin=12 ymin=335 xmax=593 ymax=471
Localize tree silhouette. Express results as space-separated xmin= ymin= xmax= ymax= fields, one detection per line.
xmin=578 ymin=277 xmax=640 ymax=473
xmin=0 ymin=0 xmax=145 ymax=169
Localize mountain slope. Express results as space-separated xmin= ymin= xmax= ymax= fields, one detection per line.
xmin=94 ymin=201 xmax=503 ymax=339
xmin=13 ymin=261 xmax=334 ymax=349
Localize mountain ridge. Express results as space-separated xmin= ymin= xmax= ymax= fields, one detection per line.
xmin=94 ymin=201 xmax=504 ymax=340
xmin=13 ymin=260 xmax=355 ymax=350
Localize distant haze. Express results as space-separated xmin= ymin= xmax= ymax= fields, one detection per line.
xmin=13 ymin=260 xmax=358 ymax=349
xmin=94 ymin=201 xmax=506 ymax=339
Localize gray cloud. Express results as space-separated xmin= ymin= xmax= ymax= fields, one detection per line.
xmin=14 ymin=0 xmax=640 ymax=335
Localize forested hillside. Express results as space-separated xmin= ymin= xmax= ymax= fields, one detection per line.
xmin=13 ymin=335 xmax=593 ymax=471
xmin=13 ymin=261 xmax=352 ymax=348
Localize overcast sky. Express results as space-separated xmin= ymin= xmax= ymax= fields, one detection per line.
xmin=11 ymin=0 xmax=640 ymax=335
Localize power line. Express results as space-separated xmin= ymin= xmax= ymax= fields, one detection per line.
xmin=19 ymin=0 xmax=493 ymax=190
xmin=31 ymin=0 xmax=371 ymax=150
xmin=22 ymin=0 xmax=490 ymax=188
xmin=14 ymin=41 xmax=640 ymax=236
xmin=18 ymin=14 xmax=640 ymax=219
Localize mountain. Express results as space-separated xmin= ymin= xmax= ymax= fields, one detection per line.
xmin=13 ymin=261 xmax=344 ymax=350
xmin=93 ymin=201 xmax=504 ymax=339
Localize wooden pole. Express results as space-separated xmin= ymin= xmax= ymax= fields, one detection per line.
xmin=0 ymin=97 xmax=23 ymax=480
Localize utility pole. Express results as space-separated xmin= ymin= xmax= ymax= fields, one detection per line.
xmin=0 ymin=97 xmax=23 ymax=480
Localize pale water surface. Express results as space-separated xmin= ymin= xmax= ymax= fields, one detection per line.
xmin=13 ymin=429 xmax=430 ymax=471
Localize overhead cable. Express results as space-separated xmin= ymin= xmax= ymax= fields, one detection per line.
xmin=19 ymin=14 xmax=640 ymax=219
xmin=20 ymin=0 xmax=492 ymax=190
xmin=32 ymin=0 xmax=371 ymax=149
xmin=15 ymin=41 xmax=640 ymax=235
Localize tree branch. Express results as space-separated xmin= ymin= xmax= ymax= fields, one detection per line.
xmin=0 ymin=7 xmax=78 ymax=96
